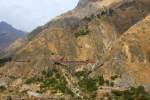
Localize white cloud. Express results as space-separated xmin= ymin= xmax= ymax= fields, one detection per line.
xmin=0 ymin=0 xmax=79 ymax=32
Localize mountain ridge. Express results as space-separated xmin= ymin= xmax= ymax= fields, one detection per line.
xmin=0 ymin=21 xmax=25 ymax=36
xmin=0 ymin=21 xmax=26 ymax=54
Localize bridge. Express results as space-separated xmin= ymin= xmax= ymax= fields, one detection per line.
xmin=50 ymin=55 xmax=97 ymax=64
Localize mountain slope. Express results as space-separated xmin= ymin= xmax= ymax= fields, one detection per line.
xmin=0 ymin=0 xmax=150 ymax=99
xmin=95 ymin=14 xmax=150 ymax=99
xmin=4 ymin=0 xmax=149 ymax=76
xmin=0 ymin=21 xmax=26 ymax=52
xmin=101 ymin=14 xmax=150 ymax=87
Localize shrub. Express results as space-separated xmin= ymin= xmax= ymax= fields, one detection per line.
xmin=75 ymin=71 xmax=87 ymax=79
xmin=42 ymin=69 xmax=53 ymax=77
xmin=83 ymin=16 xmax=92 ymax=21
xmin=0 ymin=58 xmax=8 ymax=67
xmin=25 ymin=77 xmax=37 ymax=84
xmin=99 ymin=76 xmax=105 ymax=85
xmin=104 ymin=80 xmax=110 ymax=86
xmin=110 ymin=82 xmax=114 ymax=87
xmin=111 ymin=75 xmax=118 ymax=80
xmin=75 ymin=29 xmax=89 ymax=38
xmin=0 ymin=86 xmax=6 ymax=92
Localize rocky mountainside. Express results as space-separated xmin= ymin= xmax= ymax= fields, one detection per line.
xmin=0 ymin=21 xmax=26 ymax=54
xmin=0 ymin=0 xmax=150 ymax=99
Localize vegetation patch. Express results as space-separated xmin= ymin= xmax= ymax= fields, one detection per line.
xmin=0 ymin=58 xmax=10 ymax=67
xmin=111 ymin=75 xmax=118 ymax=80
xmin=83 ymin=16 xmax=92 ymax=21
xmin=41 ymin=68 xmax=75 ymax=96
xmin=25 ymin=68 xmax=74 ymax=96
xmin=75 ymin=71 xmax=87 ymax=79
xmin=0 ymin=86 xmax=6 ymax=92
xmin=25 ymin=77 xmax=40 ymax=84
xmin=111 ymin=86 xmax=150 ymax=100
xmin=75 ymin=71 xmax=104 ymax=93
xmin=74 ymin=29 xmax=89 ymax=38
xmin=78 ymin=77 xmax=99 ymax=92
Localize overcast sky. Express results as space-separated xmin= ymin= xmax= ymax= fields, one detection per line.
xmin=0 ymin=0 xmax=79 ymax=32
